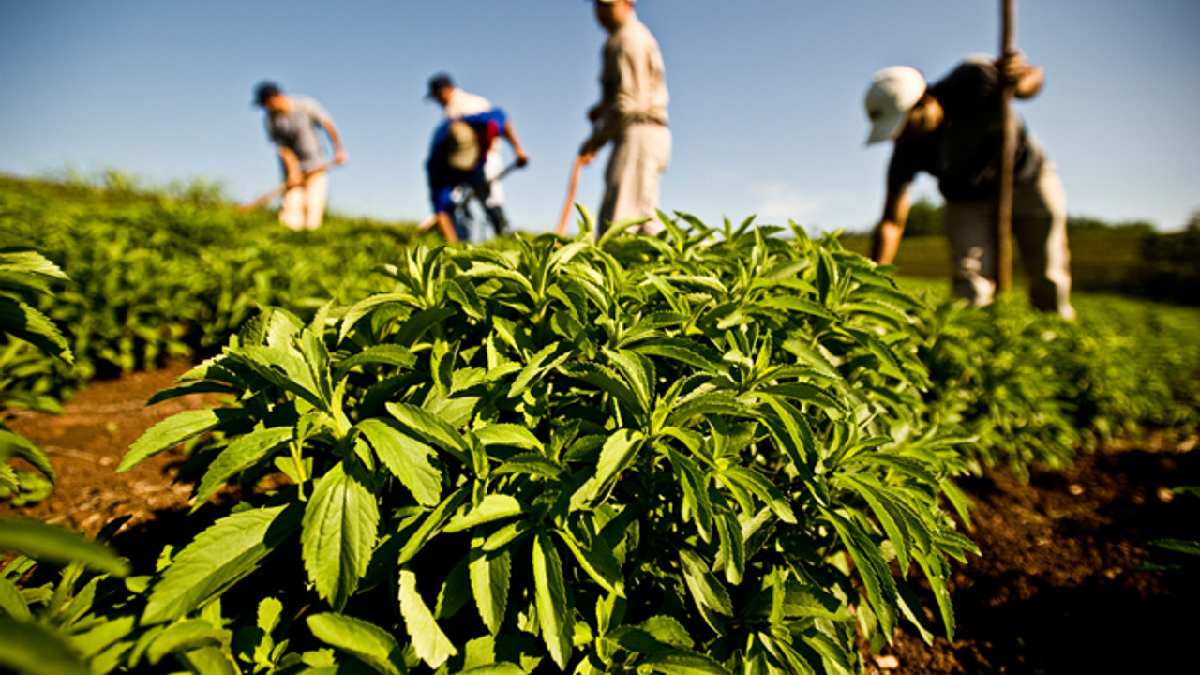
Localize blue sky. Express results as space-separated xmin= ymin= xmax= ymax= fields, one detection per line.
xmin=2 ymin=1 xmax=1197 ymax=232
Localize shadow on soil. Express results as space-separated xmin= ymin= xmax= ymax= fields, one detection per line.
xmin=879 ymin=447 xmax=1200 ymax=674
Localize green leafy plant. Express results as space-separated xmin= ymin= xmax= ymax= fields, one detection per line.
xmin=117 ymin=213 xmax=975 ymax=673
xmin=0 ymin=248 xmax=73 ymax=504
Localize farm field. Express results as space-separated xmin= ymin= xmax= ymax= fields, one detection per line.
xmin=2 ymin=176 xmax=1198 ymax=674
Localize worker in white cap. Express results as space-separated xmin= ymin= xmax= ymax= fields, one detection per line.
xmin=578 ymin=0 xmax=671 ymax=235
xmin=864 ymin=55 xmax=1074 ymax=318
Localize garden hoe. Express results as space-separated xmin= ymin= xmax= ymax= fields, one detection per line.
xmin=239 ymin=160 xmax=339 ymax=213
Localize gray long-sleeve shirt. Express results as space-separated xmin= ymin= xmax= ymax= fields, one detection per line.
xmin=585 ymin=16 xmax=669 ymax=151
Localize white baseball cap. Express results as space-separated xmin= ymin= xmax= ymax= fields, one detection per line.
xmin=864 ymin=66 xmax=927 ymax=145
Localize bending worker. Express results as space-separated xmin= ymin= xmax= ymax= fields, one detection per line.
xmin=864 ymin=54 xmax=1074 ymax=319
xmin=578 ymin=0 xmax=671 ymax=235
xmin=425 ymin=107 xmax=528 ymax=243
xmin=253 ymin=81 xmax=347 ymax=231
xmin=427 ymin=73 xmax=525 ymax=237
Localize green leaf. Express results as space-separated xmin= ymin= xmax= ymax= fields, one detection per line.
xmin=146 ymin=619 xmax=224 ymax=665
xmin=531 ymin=531 xmax=573 ymax=669
xmin=67 ymin=616 xmax=135 ymax=659
xmin=508 ymin=343 xmax=564 ymax=397
xmin=629 ymin=337 xmax=723 ymax=372
xmin=302 ymin=462 xmax=380 ymax=609
xmin=398 ymin=568 xmax=458 ymax=668
xmin=494 ymin=453 xmax=563 ymax=479
xmin=555 ymin=528 xmax=624 ymax=596
xmin=0 ymin=617 xmax=89 ymax=675
xmin=334 ymin=344 xmax=417 ymax=378
xmin=825 ymin=511 xmax=897 ymax=637
xmin=358 ymin=419 xmax=442 ymax=507
xmin=193 ymin=426 xmax=293 ymax=506
xmin=0 ymin=296 xmax=72 ymax=362
xmin=469 ymin=545 xmax=511 ymax=635
xmin=142 ymin=504 xmax=300 ymax=624
xmin=307 ymin=612 xmax=407 ymax=675
xmin=679 ymin=549 xmax=733 ymax=621
xmin=638 ymin=651 xmax=732 ymax=675
xmin=118 ymin=409 xmax=221 ymax=472
xmin=639 ymin=615 xmax=694 ymax=650
xmin=721 ymin=466 xmax=797 ymax=524
xmin=0 ymin=429 xmax=54 ymax=480
xmin=386 ymin=402 xmax=469 ymax=463
xmin=473 ymin=424 xmax=544 ymax=452
xmin=444 ymin=495 xmax=524 ymax=533
xmin=570 ymin=429 xmax=643 ymax=510
xmin=0 ymin=577 xmax=31 ymax=620
xmin=338 ymin=291 xmax=421 ymax=342
xmin=0 ymin=518 xmax=128 ymax=576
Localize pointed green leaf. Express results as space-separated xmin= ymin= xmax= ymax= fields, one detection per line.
xmin=308 ymin=612 xmax=407 ymax=675
xmin=570 ymin=429 xmax=643 ymax=510
xmin=0 ymin=617 xmax=89 ymax=675
xmin=193 ymin=427 xmax=293 ymax=506
xmin=469 ymin=546 xmax=511 ymax=635
xmin=444 ymin=495 xmax=524 ymax=533
xmin=302 ymin=462 xmax=380 ymax=609
xmin=358 ymin=419 xmax=442 ymax=507
xmin=532 ymin=531 xmax=573 ymax=669
xmin=119 ymin=409 xmax=221 ymax=472
xmin=142 ymin=505 xmax=300 ymax=624
xmin=146 ymin=619 xmax=224 ymax=665
xmin=0 ymin=518 xmax=127 ymax=576
xmin=398 ymin=568 xmax=457 ymax=668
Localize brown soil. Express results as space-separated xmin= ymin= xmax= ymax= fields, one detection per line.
xmin=4 ymin=367 xmax=1199 ymax=673
xmin=0 ymin=363 xmax=210 ymax=536
xmin=870 ymin=446 xmax=1200 ymax=674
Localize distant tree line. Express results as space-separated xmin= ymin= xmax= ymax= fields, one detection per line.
xmin=899 ymin=198 xmax=1171 ymax=238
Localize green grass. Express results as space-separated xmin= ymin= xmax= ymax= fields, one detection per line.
xmin=841 ymin=230 xmax=1148 ymax=292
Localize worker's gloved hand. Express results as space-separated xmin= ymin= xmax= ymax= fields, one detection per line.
xmin=515 ymin=151 xmax=530 ymax=168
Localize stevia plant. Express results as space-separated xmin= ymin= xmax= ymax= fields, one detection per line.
xmin=0 ymin=249 xmax=73 ymax=504
xmin=115 ymin=213 xmax=976 ymax=674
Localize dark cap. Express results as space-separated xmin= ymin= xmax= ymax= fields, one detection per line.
xmin=426 ymin=73 xmax=455 ymax=100
xmin=253 ymin=81 xmax=282 ymax=107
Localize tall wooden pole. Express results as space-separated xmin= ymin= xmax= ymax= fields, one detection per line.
xmin=996 ymin=0 xmax=1017 ymax=294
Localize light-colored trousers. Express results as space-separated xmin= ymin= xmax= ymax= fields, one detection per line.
xmin=599 ymin=124 xmax=671 ymax=235
xmin=483 ymin=149 xmax=504 ymax=208
xmin=280 ymin=170 xmax=329 ymax=231
xmin=945 ymin=163 xmax=1074 ymax=319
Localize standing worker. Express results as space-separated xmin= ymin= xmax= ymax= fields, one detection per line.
xmin=253 ymin=81 xmax=347 ymax=231
xmin=864 ymin=55 xmax=1074 ymax=318
xmin=427 ymin=73 xmax=522 ymax=237
xmin=577 ymin=0 xmax=671 ymax=235
xmin=425 ymin=107 xmax=529 ymax=243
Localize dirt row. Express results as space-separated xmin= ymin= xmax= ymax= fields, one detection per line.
xmin=3 ymin=366 xmax=1198 ymax=673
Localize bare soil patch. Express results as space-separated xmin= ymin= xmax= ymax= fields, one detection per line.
xmin=0 ymin=363 xmax=210 ymax=536
xmin=871 ymin=446 xmax=1200 ymax=674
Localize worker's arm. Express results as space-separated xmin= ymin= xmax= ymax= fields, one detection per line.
xmin=278 ymin=146 xmax=303 ymax=187
xmin=435 ymin=212 xmax=458 ymax=243
xmin=320 ymin=118 xmax=348 ymax=165
xmin=502 ymin=120 xmax=530 ymax=167
xmin=870 ymin=183 xmax=910 ymax=264
xmin=1000 ymin=52 xmax=1045 ymax=99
